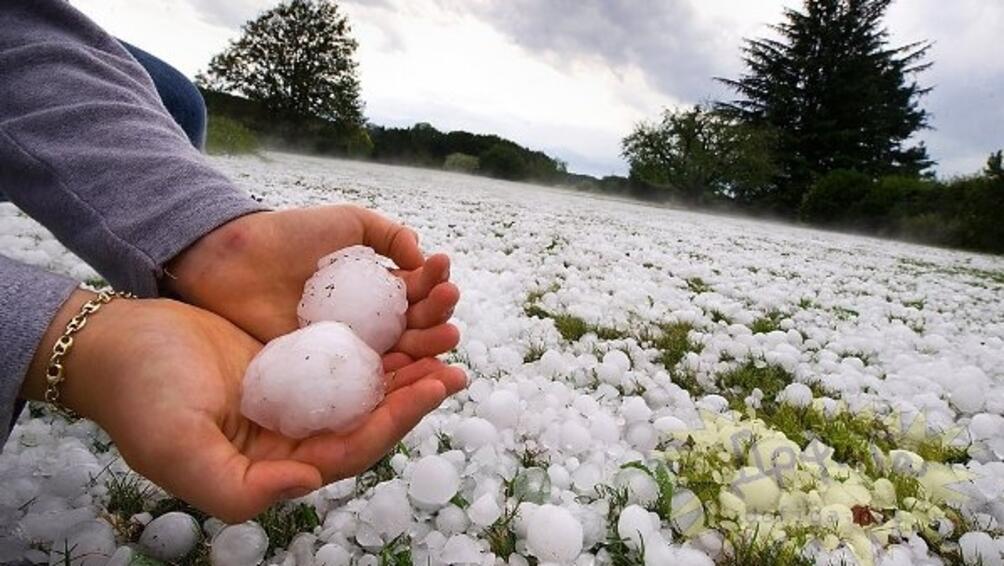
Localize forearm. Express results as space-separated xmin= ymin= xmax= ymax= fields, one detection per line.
xmin=0 ymin=255 xmax=79 ymax=439
xmin=0 ymin=0 xmax=265 ymax=296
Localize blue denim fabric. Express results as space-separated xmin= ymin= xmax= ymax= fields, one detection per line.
xmin=120 ymin=41 xmax=207 ymax=150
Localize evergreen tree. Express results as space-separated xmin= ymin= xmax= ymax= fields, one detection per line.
xmin=198 ymin=0 xmax=364 ymax=127
xmin=717 ymin=0 xmax=932 ymax=213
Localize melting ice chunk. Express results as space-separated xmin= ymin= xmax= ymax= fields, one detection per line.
xmin=298 ymin=246 xmax=408 ymax=354
xmin=241 ymin=322 xmax=385 ymax=438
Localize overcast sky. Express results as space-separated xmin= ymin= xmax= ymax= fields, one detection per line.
xmin=72 ymin=0 xmax=1002 ymax=178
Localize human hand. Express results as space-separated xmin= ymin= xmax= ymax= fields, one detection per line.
xmin=165 ymin=205 xmax=461 ymax=358
xmin=23 ymin=291 xmax=467 ymax=522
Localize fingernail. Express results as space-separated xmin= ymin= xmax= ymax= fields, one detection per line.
xmin=281 ymin=487 xmax=312 ymax=500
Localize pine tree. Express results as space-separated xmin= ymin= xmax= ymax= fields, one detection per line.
xmin=198 ymin=0 xmax=364 ymax=127
xmin=717 ymin=0 xmax=932 ymax=213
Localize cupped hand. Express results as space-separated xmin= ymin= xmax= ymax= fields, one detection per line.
xmin=166 ymin=205 xmax=460 ymax=358
xmin=24 ymin=291 xmax=466 ymax=523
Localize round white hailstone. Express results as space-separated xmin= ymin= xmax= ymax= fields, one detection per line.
xmin=479 ymin=390 xmax=521 ymax=430
xmin=468 ymin=493 xmax=502 ymax=527
xmin=622 ymin=397 xmax=653 ymax=423
xmin=626 ymin=423 xmax=658 ymax=452
xmin=952 ymin=382 xmax=988 ymax=414
xmin=360 ymin=481 xmax=411 ymax=538
xmin=139 ymin=512 xmax=200 ymax=562
xmin=315 ymin=543 xmax=353 ymax=566
xmin=617 ymin=505 xmax=658 ymax=551
xmin=596 ymin=361 xmax=624 ymax=386
xmin=670 ymin=547 xmax=714 ymax=566
xmin=971 ymin=413 xmax=1004 ymax=441
xmin=959 ymin=532 xmax=1002 ymax=566
xmin=560 ymin=421 xmax=592 ymax=454
xmin=106 ymin=546 xmax=134 ymax=566
xmin=589 ymin=412 xmax=621 ymax=444
xmin=440 ymin=534 xmax=484 ymax=564
xmin=572 ymin=463 xmax=602 ymax=493
xmin=50 ymin=520 xmax=116 ymax=566
xmin=241 ymin=322 xmax=385 ymax=438
xmin=539 ymin=350 xmax=567 ymax=376
xmin=210 ymin=522 xmax=269 ymax=566
xmin=603 ymin=350 xmax=632 ymax=372
xmin=409 ymin=455 xmax=461 ymax=508
xmin=731 ymin=468 xmax=781 ymax=513
xmin=526 ymin=505 xmax=584 ymax=563
xmin=297 ymin=246 xmax=407 ymax=354
xmin=653 ymin=416 xmax=688 ymax=435
xmin=642 ymin=534 xmax=675 ymax=566
xmin=615 ymin=468 xmax=659 ymax=507
xmin=453 ymin=417 xmax=499 ymax=451
xmin=779 ymin=383 xmax=814 ymax=408
xmin=548 ymin=464 xmax=572 ymax=490
xmin=45 ymin=463 xmax=103 ymax=498
xmin=435 ymin=505 xmax=470 ymax=535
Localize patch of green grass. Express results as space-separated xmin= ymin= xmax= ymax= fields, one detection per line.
xmin=710 ymin=309 xmax=732 ymax=324
xmin=105 ymin=472 xmax=153 ymax=519
xmin=886 ymin=471 xmax=923 ymax=508
xmin=483 ymin=502 xmax=520 ymax=560
xmin=750 ymin=311 xmax=783 ymax=334
xmin=205 ymin=115 xmax=260 ymax=155
xmin=798 ymin=297 xmax=816 ymax=309
xmin=256 ymin=502 xmax=320 ymax=555
xmin=722 ymin=526 xmax=815 ymax=566
xmin=653 ymin=322 xmax=698 ymax=370
xmin=903 ymin=299 xmax=926 ymax=310
xmin=524 ymin=302 xmax=627 ymax=342
xmin=523 ymin=342 xmax=547 ymax=363
xmin=84 ymin=276 xmax=108 ymax=288
xmin=716 ymin=362 xmax=795 ymax=407
xmin=378 ymin=534 xmax=413 ymax=566
xmin=673 ymin=444 xmax=729 ymax=509
xmin=518 ymin=445 xmax=548 ymax=469
xmin=913 ymin=437 xmax=969 ymax=465
xmin=149 ymin=497 xmax=209 ymax=525
xmin=686 ymin=277 xmax=712 ymax=294
xmin=591 ymin=484 xmax=642 ymax=566
xmin=832 ymin=306 xmax=860 ymax=320
xmin=357 ymin=442 xmax=409 ymax=492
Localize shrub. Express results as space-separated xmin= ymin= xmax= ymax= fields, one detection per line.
xmin=205 ymin=115 xmax=259 ymax=155
xmin=479 ymin=143 xmax=529 ymax=180
xmin=799 ymin=169 xmax=873 ymax=224
xmin=443 ymin=152 xmax=479 ymax=173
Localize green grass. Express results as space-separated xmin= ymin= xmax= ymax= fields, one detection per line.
xmin=357 ymin=442 xmax=409 ymax=492
xmin=206 ymin=115 xmax=260 ymax=155
xmin=750 ymin=311 xmax=783 ymax=334
xmin=256 ymin=502 xmax=321 ymax=555
xmin=105 ymin=472 xmax=153 ymax=520
xmin=686 ymin=277 xmax=712 ymax=294
xmin=523 ymin=302 xmax=628 ymax=342
xmin=722 ymin=527 xmax=815 ymax=566
xmin=653 ymin=322 xmax=699 ymax=371
xmin=378 ymin=534 xmax=413 ymax=566
xmin=483 ymin=502 xmax=521 ymax=560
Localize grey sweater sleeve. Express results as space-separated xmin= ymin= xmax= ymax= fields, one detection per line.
xmin=0 ymin=0 xmax=265 ymax=439
xmin=0 ymin=256 xmax=78 ymax=438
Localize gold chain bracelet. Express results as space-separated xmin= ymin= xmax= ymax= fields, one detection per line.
xmin=45 ymin=290 xmax=135 ymax=414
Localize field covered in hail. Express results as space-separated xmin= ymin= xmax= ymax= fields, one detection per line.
xmin=2 ymin=152 xmax=1004 ymax=566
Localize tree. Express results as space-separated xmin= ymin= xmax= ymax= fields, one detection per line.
xmin=718 ymin=0 xmax=932 ymax=214
xmin=198 ymin=0 xmax=364 ymax=127
xmin=986 ymin=150 xmax=1003 ymax=180
xmin=621 ymin=106 xmax=777 ymax=204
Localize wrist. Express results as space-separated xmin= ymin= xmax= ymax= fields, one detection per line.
xmin=163 ymin=211 xmax=264 ymax=299
xmin=22 ymin=289 xmax=135 ymax=420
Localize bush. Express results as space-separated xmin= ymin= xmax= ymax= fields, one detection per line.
xmin=799 ymin=170 xmax=873 ymax=224
xmin=443 ymin=153 xmax=479 ymax=173
xmin=205 ymin=115 xmax=259 ymax=155
xmin=479 ymin=143 xmax=528 ymax=180
xmin=944 ymin=174 xmax=1004 ymax=252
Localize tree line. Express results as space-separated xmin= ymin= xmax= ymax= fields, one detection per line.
xmin=199 ymin=0 xmax=1002 ymax=253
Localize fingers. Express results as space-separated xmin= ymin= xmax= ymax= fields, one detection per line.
xmin=386 ymin=358 xmax=444 ymax=392
xmin=294 ymin=377 xmax=451 ymax=482
xmin=137 ymin=419 xmax=322 ymax=524
xmin=392 ymin=324 xmax=460 ymax=359
xmin=382 ymin=352 xmax=414 ymax=373
xmin=352 ymin=207 xmax=424 ymax=271
xmin=398 ymin=254 xmax=451 ymax=303
xmin=406 ymin=282 xmax=459 ymax=329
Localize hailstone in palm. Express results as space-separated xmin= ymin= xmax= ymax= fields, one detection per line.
xmin=241 ymin=322 xmax=385 ymax=438
xmin=297 ymin=246 xmax=408 ymax=353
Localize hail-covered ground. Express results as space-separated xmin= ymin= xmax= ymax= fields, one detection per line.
xmin=2 ymin=152 xmax=1004 ymax=566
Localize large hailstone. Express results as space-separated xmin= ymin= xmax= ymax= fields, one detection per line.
xmin=241 ymin=322 xmax=385 ymax=438
xmin=298 ymin=246 xmax=408 ymax=354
